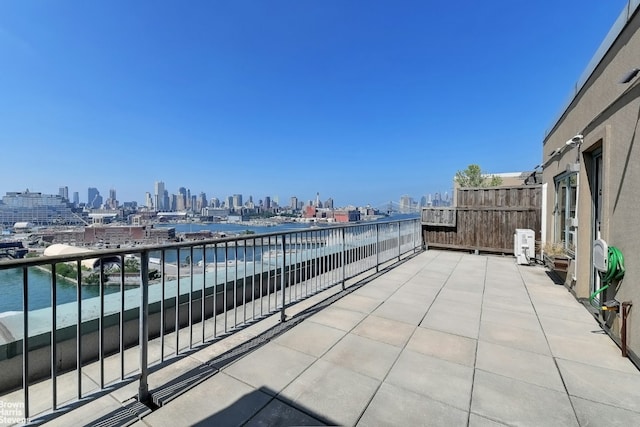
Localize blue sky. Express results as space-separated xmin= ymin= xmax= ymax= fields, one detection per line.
xmin=0 ymin=1 xmax=629 ymax=208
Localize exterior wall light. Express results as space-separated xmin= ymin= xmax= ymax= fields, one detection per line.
xmin=619 ymin=68 xmax=640 ymax=84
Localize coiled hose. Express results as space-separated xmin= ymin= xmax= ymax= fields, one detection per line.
xmin=589 ymin=246 xmax=625 ymax=307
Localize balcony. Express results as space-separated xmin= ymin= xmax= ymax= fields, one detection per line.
xmin=2 ymin=218 xmax=640 ymax=425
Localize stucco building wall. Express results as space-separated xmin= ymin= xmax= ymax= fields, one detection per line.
xmin=543 ymin=2 xmax=640 ymax=361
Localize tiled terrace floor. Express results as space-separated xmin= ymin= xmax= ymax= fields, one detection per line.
xmin=32 ymin=250 xmax=640 ymax=426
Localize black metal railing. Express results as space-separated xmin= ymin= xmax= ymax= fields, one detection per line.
xmin=0 ymin=218 xmax=421 ymax=421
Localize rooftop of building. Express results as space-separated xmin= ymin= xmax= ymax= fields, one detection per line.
xmin=11 ymin=249 xmax=640 ymax=426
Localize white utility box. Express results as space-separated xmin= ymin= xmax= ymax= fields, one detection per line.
xmin=514 ymin=229 xmax=535 ymax=265
xmin=593 ymin=239 xmax=608 ymax=272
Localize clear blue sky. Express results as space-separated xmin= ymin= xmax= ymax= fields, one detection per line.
xmin=0 ymin=0 xmax=629 ymax=208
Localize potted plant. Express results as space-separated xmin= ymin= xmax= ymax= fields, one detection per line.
xmin=543 ymin=242 xmax=570 ymax=273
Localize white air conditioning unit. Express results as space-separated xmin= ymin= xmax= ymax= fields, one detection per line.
xmin=514 ymin=229 xmax=535 ymax=265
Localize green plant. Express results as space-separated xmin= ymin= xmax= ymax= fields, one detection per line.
xmin=455 ymin=164 xmax=503 ymax=188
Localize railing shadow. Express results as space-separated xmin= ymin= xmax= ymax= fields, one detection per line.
xmin=192 ymin=386 xmax=336 ymax=426
xmin=27 ymin=252 xmax=420 ymax=426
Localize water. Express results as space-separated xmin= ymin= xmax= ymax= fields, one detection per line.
xmin=0 ymin=214 xmax=417 ymax=313
xmin=0 ymin=268 xmax=129 ymax=313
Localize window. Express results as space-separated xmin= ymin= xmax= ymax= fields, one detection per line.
xmin=554 ymin=172 xmax=578 ymax=255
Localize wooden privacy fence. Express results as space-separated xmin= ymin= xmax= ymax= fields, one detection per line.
xmin=422 ymin=185 xmax=541 ymax=253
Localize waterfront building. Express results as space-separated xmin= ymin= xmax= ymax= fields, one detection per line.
xmin=0 ymin=190 xmax=85 ymax=226
xmin=334 ymin=209 xmax=360 ymax=223
xmin=44 ymin=225 xmax=176 ymax=246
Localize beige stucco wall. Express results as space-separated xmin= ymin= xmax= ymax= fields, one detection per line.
xmin=543 ymin=7 xmax=640 ymax=356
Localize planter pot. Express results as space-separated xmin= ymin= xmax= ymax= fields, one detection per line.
xmin=552 ymin=256 xmax=570 ymax=273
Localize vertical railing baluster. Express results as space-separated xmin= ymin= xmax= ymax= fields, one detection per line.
xmin=76 ymin=260 xmax=82 ymax=400
xmin=341 ymin=228 xmax=346 ymax=290
xmin=160 ymin=249 xmax=166 ymax=361
xmin=281 ymin=233 xmax=286 ymax=322
xmin=243 ymin=241 xmax=247 ymax=324
xmin=51 ymin=262 xmax=57 ymax=410
xmin=138 ymin=250 xmax=150 ymax=403
xmin=213 ymin=243 xmax=218 ymax=338
xmin=189 ymin=246 xmax=194 ymax=350
xmin=233 ymin=243 xmax=238 ymax=329
xmin=175 ymin=248 xmax=180 ymax=355
xmin=314 ymin=231 xmax=318 ymax=293
xmin=99 ymin=259 xmax=104 ymax=389
xmin=224 ymin=242 xmax=228 ymax=333
xmin=252 ymin=238 xmax=256 ymax=320
xmin=202 ymin=244 xmax=206 ymax=344
xmin=22 ymin=266 xmax=29 ymax=419
xmin=260 ymin=238 xmax=264 ymax=317
xmin=120 ymin=255 xmax=125 ymax=381
xmin=397 ymin=222 xmax=401 ymax=261
xmin=267 ymin=237 xmax=272 ymax=313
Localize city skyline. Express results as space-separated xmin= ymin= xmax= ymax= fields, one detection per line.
xmin=0 ymin=1 xmax=627 ymax=205
xmin=24 ymin=181 xmax=447 ymax=211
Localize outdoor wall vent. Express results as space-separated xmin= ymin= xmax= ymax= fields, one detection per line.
xmin=593 ymin=239 xmax=608 ymax=272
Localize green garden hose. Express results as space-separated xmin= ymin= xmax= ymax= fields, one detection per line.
xmin=589 ymin=246 xmax=625 ymax=307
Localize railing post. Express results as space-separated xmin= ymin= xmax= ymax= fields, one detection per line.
xmin=375 ymin=224 xmax=380 ymax=272
xmin=280 ymin=234 xmax=286 ymax=322
xmin=341 ymin=227 xmax=346 ymax=290
xmin=22 ymin=266 xmax=29 ymax=419
xmin=138 ymin=250 xmax=150 ymax=403
xmin=398 ymin=222 xmax=401 ymax=261
xmin=51 ymin=263 xmax=57 ymax=410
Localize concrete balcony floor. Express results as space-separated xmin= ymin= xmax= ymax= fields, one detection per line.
xmin=23 ymin=250 xmax=640 ymax=426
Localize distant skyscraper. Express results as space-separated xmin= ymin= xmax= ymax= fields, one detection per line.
xmin=233 ymin=194 xmax=243 ymax=210
xmin=197 ymin=192 xmax=207 ymax=211
xmin=290 ymin=196 xmax=298 ymax=210
xmin=163 ymin=190 xmax=170 ymax=211
xmin=88 ymin=187 xmax=102 ymax=209
xmin=58 ymin=186 xmax=68 ymax=201
xmin=72 ymin=192 xmax=79 ymax=207
xmin=264 ymin=196 xmax=271 ymax=209
xmin=177 ymin=187 xmax=187 ymax=211
xmin=399 ymin=195 xmax=413 ymax=213
xmin=106 ymin=188 xmax=118 ymax=209
xmin=145 ymin=192 xmax=154 ymax=209
xmin=154 ymin=181 xmax=165 ymax=211
xmin=324 ymin=198 xmax=334 ymax=209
